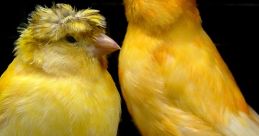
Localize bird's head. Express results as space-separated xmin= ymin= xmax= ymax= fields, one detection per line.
xmin=15 ymin=3 xmax=120 ymax=75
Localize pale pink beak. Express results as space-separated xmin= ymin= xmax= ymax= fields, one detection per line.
xmin=95 ymin=34 xmax=120 ymax=56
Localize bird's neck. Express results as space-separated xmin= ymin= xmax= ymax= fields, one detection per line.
xmin=125 ymin=13 xmax=204 ymax=48
xmin=14 ymin=54 xmax=105 ymax=78
xmin=124 ymin=0 xmax=199 ymax=30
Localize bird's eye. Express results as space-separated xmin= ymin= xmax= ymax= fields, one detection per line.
xmin=65 ymin=35 xmax=77 ymax=43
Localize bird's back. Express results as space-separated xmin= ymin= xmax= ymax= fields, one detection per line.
xmin=119 ymin=13 xmax=259 ymax=135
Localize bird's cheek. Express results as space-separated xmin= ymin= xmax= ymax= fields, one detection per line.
xmin=84 ymin=45 xmax=97 ymax=57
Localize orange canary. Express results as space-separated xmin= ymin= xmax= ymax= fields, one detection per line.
xmin=119 ymin=0 xmax=259 ymax=135
xmin=0 ymin=3 xmax=121 ymax=136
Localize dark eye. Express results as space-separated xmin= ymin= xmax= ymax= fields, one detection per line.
xmin=65 ymin=35 xmax=77 ymax=43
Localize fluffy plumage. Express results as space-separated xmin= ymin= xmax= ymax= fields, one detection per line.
xmin=0 ymin=3 xmax=120 ymax=136
xmin=119 ymin=0 xmax=259 ymax=135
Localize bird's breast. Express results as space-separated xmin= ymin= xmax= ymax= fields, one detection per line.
xmin=0 ymin=71 xmax=120 ymax=136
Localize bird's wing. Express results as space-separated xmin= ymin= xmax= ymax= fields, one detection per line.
xmin=0 ymin=60 xmax=16 ymax=130
xmin=151 ymin=32 xmax=259 ymax=135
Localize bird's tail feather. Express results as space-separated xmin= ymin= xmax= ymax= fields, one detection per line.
xmin=221 ymin=108 xmax=259 ymax=136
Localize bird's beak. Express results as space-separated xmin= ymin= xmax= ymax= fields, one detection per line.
xmin=94 ymin=34 xmax=120 ymax=56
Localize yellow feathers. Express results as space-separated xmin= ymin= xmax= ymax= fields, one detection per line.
xmin=0 ymin=3 xmax=120 ymax=136
xmin=26 ymin=3 xmax=105 ymax=41
xmin=15 ymin=4 xmax=109 ymax=66
xmin=119 ymin=0 xmax=259 ymax=135
xmin=124 ymin=0 xmax=199 ymax=29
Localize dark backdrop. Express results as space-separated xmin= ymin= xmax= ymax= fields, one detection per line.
xmin=0 ymin=0 xmax=258 ymax=135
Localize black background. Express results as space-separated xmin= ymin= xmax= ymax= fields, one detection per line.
xmin=0 ymin=0 xmax=258 ymax=135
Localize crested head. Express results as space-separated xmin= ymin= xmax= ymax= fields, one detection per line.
xmin=14 ymin=3 xmax=119 ymax=76
xmin=24 ymin=3 xmax=106 ymax=41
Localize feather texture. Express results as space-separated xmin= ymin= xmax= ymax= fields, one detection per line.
xmin=0 ymin=3 xmax=120 ymax=136
xmin=119 ymin=0 xmax=259 ymax=135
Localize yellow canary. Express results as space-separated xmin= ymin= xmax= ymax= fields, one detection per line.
xmin=119 ymin=0 xmax=259 ymax=135
xmin=0 ymin=3 xmax=121 ymax=136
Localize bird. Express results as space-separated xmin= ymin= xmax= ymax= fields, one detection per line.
xmin=0 ymin=3 xmax=121 ymax=136
xmin=119 ymin=0 xmax=259 ymax=135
